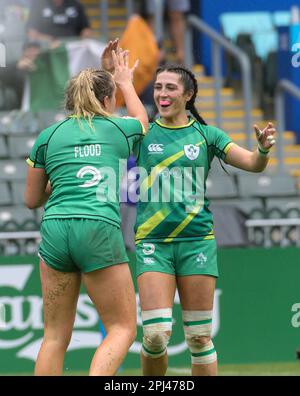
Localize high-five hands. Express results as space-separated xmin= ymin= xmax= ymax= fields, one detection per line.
xmin=112 ymin=48 xmax=139 ymax=86
xmin=101 ymin=38 xmax=119 ymax=73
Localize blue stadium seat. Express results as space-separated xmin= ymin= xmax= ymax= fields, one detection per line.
xmin=220 ymin=12 xmax=279 ymax=59
xmin=273 ymin=11 xmax=291 ymax=27
xmin=252 ymin=30 xmax=278 ymax=60
xmin=220 ymin=12 xmax=273 ymax=42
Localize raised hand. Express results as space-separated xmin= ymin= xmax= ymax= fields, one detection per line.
xmin=254 ymin=122 xmax=276 ymax=152
xmin=101 ymin=38 xmax=119 ymax=73
xmin=112 ymin=49 xmax=139 ymax=87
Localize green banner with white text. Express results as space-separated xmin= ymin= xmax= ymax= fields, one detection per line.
xmin=0 ymin=248 xmax=299 ymax=374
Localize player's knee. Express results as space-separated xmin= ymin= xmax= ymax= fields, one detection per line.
xmin=141 ymin=308 xmax=173 ymax=359
xmin=183 ymin=310 xmax=217 ymax=365
xmin=127 ymin=325 xmax=137 ymax=345
xmin=185 ymin=333 xmax=212 ymax=350
xmin=43 ymin=334 xmax=71 ymax=351
xmin=142 ymin=329 xmax=172 ymax=358
xmin=109 ymin=322 xmax=137 ymax=345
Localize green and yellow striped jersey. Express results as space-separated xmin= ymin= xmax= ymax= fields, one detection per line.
xmin=27 ymin=116 xmax=143 ymax=227
xmin=135 ymin=118 xmax=233 ymax=243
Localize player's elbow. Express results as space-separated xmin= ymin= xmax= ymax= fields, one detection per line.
xmin=251 ymin=162 xmax=268 ymax=173
xmin=24 ymin=191 xmax=41 ymax=209
xmin=24 ymin=197 xmax=39 ymax=210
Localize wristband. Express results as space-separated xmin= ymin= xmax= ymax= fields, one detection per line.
xmin=257 ymin=146 xmax=270 ymax=156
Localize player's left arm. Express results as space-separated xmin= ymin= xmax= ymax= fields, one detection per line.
xmin=225 ymin=122 xmax=276 ymax=172
xmin=25 ymin=167 xmax=50 ymax=209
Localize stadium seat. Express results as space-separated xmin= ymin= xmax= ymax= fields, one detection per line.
xmin=273 ymin=11 xmax=291 ymax=27
xmin=220 ymin=11 xmax=279 ymax=101
xmin=35 ymin=207 xmax=45 ymax=223
xmin=209 ymin=204 xmax=249 ymax=246
xmin=206 ymin=175 xmax=238 ymax=199
xmin=225 ymin=32 xmax=258 ymax=74
xmin=263 ymin=51 xmax=277 ymax=98
xmin=11 ymin=181 xmax=25 ymax=205
xmin=0 ymin=111 xmax=39 ymax=135
xmin=0 ymin=160 xmax=28 ymax=180
xmin=0 ymin=205 xmax=37 ymax=231
xmin=37 ymin=111 xmax=66 ymax=130
xmin=0 ymin=136 xmax=8 ymax=158
xmin=0 ymin=111 xmax=13 ymax=134
xmin=8 ymin=136 xmax=35 ymax=158
xmin=237 ymin=174 xmax=298 ymax=198
xmin=0 ymin=4 xmax=26 ymax=64
xmin=209 ymin=197 xmax=264 ymax=217
xmin=0 ymin=182 xmax=11 ymax=205
xmin=266 ymin=197 xmax=300 ymax=218
xmin=220 ymin=12 xmax=274 ymax=42
xmin=208 ymin=159 xmax=227 ymax=175
xmin=252 ymin=30 xmax=278 ymax=60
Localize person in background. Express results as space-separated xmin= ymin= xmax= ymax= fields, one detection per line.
xmin=144 ymin=0 xmax=190 ymax=64
xmin=25 ymin=48 xmax=148 ymax=376
xmin=27 ymin=0 xmax=93 ymax=46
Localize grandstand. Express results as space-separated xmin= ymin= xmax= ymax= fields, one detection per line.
xmin=0 ymin=0 xmax=300 ymax=376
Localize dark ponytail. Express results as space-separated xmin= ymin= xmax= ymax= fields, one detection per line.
xmin=156 ymin=64 xmax=207 ymax=125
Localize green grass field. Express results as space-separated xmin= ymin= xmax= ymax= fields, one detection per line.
xmin=5 ymin=362 xmax=300 ymax=376
xmin=119 ymin=362 xmax=300 ymax=376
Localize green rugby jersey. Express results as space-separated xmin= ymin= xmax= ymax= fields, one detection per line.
xmin=27 ymin=116 xmax=144 ymax=227
xmin=135 ymin=118 xmax=233 ymax=243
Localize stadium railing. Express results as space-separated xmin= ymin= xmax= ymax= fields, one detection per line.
xmin=246 ymin=218 xmax=300 ymax=247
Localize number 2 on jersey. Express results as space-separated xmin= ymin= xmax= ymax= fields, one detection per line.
xmin=77 ymin=166 xmax=102 ymax=188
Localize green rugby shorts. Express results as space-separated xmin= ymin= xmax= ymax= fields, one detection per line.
xmin=39 ymin=218 xmax=128 ymax=273
xmin=136 ymin=239 xmax=218 ymax=278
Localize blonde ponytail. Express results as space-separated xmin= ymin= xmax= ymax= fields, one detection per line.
xmin=65 ymin=68 xmax=115 ymax=128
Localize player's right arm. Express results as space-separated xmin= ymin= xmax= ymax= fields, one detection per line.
xmin=25 ymin=167 xmax=50 ymax=209
xmin=102 ymin=40 xmax=149 ymax=134
xmin=112 ymin=49 xmax=148 ymax=133
xmin=25 ymin=128 xmax=51 ymax=209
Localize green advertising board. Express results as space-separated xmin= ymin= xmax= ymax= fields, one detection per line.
xmin=0 ymin=248 xmax=300 ymax=374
